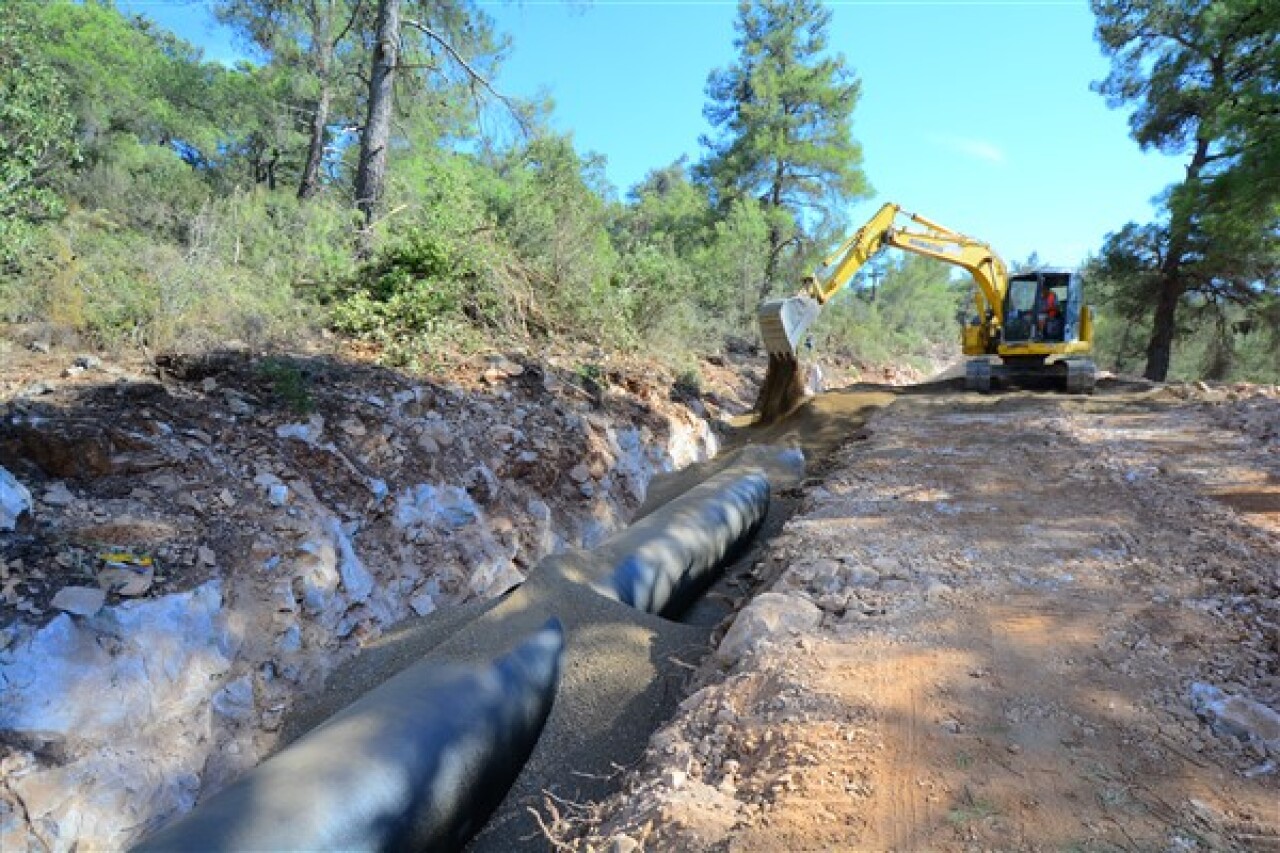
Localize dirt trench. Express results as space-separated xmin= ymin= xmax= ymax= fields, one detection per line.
xmin=269 ymin=382 xmax=899 ymax=851
xmin=556 ymin=380 xmax=1280 ymax=851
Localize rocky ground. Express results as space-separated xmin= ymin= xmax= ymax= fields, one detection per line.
xmin=555 ymin=380 xmax=1280 ymax=851
xmin=0 ymin=333 xmax=757 ymax=851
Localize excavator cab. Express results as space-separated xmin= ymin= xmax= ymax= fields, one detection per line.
xmin=1001 ymin=270 xmax=1083 ymax=346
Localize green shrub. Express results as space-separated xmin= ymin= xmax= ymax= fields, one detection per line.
xmin=256 ymin=357 xmax=314 ymax=414
xmin=1 ymin=202 xmax=315 ymax=351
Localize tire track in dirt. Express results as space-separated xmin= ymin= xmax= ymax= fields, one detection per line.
xmin=866 ymin=648 xmax=932 ymax=853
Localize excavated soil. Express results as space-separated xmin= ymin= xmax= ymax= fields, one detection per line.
xmin=556 ymin=380 xmax=1280 ymax=851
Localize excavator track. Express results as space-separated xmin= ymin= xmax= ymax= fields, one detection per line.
xmin=965 ymin=357 xmax=1097 ymax=394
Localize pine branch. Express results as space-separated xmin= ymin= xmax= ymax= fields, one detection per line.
xmin=401 ymin=17 xmax=528 ymax=136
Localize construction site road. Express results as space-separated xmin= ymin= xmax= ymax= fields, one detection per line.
xmin=556 ymin=379 xmax=1280 ymax=851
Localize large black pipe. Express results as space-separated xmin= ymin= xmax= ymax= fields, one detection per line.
xmin=589 ymin=466 xmax=771 ymax=616
xmin=133 ymin=446 xmax=796 ymax=852
xmin=134 ymin=619 xmax=564 ymax=853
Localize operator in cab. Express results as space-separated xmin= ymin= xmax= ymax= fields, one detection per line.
xmin=1040 ymin=281 xmax=1062 ymax=341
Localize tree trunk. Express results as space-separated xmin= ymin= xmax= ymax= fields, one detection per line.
xmin=354 ymin=0 xmax=400 ymax=233
xmin=763 ymin=223 xmax=781 ymax=296
xmin=1143 ymin=279 xmax=1181 ymax=381
xmin=298 ymin=87 xmax=329 ymax=199
xmin=266 ymin=147 xmax=278 ymax=191
xmin=762 ymin=158 xmax=786 ymax=292
xmin=298 ymin=6 xmax=335 ymax=201
xmin=1141 ymin=135 xmax=1211 ymax=382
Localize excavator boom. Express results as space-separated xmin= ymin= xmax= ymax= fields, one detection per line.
xmin=759 ymin=202 xmax=1007 ymax=359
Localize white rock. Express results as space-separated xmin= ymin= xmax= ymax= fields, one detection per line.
xmin=328 ymin=518 xmax=373 ymax=602
xmin=0 ymin=582 xmax=232 ymax=849
xmin=51 ymin=586 xmax=105 ymax=617
xmin=268 ymin=484 xmax=289 ymax=506
xmin=292 ymin=539 xmax=340 ymax=614
xmin=609 ymin=835 xmax=641 ymax=853
xmin=211 ymin=675 xmax=255 ymax=723
xmin=0 ymin=467 xmax=32 ymax=531
xmin=924 ymin=579 xmax=953 ymax=599
xmin=225 ymin=393 xmax=253 ymax=416
xmin=717 ymin=592 xmax=823 ymax=664
xmin=252 ymin=472 xmax=283 ymax=489
xmin=42 ymin=481 xmax=75 ymax=508
xmin=276 ymin=625 xmax=302 ymax=654
xmin=409 ymin=592 xmax=437 ymax=617
xmin=338 ymin=418 xmax=367 ymax=437
xmin=1191 ymin=683 xmax=1280 ymax=755
xmin=1 ymin=582 xmax=232 ymax=740
xmin=871 ymin=556 xmax=898 ymax=573
xmin=527 ymin=499 xmax=556 ymax=557
xmin=845 ymin=565 xmax=880 ymax=587
xmin=467 ymin=559 xmax=524 ymax=600
xmin=395 ymin=483 xmax=480 ymax=531
xmin=275 ymin=416 xmax=324 ymax=444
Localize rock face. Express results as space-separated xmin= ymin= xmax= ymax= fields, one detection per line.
xmin=0 ymin=583 xmax=235 ymax=851
xmin=0 ymin=466 xmax=31 ymax=531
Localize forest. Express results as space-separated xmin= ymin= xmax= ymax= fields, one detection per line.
xmin=1 ymin=0 xmax=1276 ymax=382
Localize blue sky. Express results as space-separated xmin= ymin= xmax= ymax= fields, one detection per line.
xmin=120 ymin=0 xmax=1187 ymax=266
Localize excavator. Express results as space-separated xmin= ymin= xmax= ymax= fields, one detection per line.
xmin=757 ymin=202 xmax=1097 ymax=410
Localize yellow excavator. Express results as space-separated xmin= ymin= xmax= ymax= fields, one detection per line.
xmin=758 ymin=202 xmax=1097 ymax=396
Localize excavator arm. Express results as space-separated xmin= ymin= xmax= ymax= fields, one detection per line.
xmin=758 ymin=202 xmax=1009 ymax=358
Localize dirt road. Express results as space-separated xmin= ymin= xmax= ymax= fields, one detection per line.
xmin=560 ymin=381 xmax=1280 ymax=851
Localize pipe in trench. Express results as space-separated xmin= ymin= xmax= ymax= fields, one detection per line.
xmin=133 ymin=619 xmax=565 ymax=852
xmin=589 ymin=466 xmax=771 ymax=616
xmin=133 ymin=449 xmax=791 ymax=852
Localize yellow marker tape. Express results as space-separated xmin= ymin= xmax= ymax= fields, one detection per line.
xmin=98 ymin=551 xmax=154 ymax=569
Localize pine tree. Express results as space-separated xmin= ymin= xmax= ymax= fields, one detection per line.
xmin=1092 ymin=0 xmax=1279 ymax=381
xmin=698 ymin=0 xmax=870 ymax=294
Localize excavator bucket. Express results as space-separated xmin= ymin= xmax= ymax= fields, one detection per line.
xmin=757 ymin=296 xmax=821 ymax=359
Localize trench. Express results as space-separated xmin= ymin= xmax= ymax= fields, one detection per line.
xmin=134 ymin=384 xmax=908 ymax=851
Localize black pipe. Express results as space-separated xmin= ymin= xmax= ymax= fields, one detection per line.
xmin=134 ymin=446 xmax=796 ymax=852
xmin=133 ymin=619 xmax=564 ymax=853
xmin=590 ymin=467 xmax=771 ymax=616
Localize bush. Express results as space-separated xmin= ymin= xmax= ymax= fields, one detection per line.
xmin=0 ymin=194 xmax=321 ymax=351
xmin=331 ymin=155 xmax=519 ymax=365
